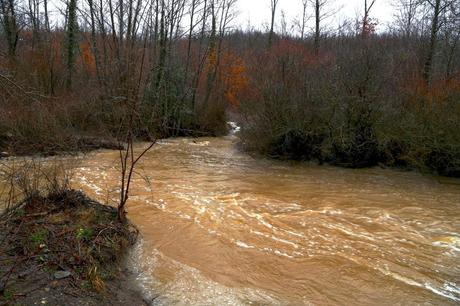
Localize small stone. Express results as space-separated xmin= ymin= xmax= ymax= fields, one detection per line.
xmin=44 ymin=287 xmax=50 ymax=292
xmin=54 ymin=271 xmax=71 ymax=280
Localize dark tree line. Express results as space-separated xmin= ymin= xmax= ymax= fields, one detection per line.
xmin=0 ymin=0 xmax=459 ymax=176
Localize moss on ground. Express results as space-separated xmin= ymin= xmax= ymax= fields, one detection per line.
xmin=0 ymin=190 xmax=144 ymax=305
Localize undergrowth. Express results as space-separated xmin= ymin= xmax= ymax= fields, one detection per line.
xmin=0 ymin=189 xmax=138 ymax=303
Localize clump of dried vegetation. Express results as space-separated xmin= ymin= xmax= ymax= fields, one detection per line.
xmin=0 ymin=159 xmax=139 ymax=305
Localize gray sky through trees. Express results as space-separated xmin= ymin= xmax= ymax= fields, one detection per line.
xmin=44 ymin=0 xmax=397 ymax=34
xmin=236 ymin=0 xmax=395 ymax=32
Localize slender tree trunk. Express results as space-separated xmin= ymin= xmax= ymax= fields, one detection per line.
xmin=88 ymin=0 xmax=103 ymax=88
xmin=423 ymin=0 xmax=441 ymax=84
xmin=362 ymin=0 xmax=377 ymax=38
xmin=191 ymin=0 xmax=208 ymax=110
xmin=300 ymin=0 xmax=307 ymax=40
xmin=155 ymin=0 xmax=167 ymax=92
xmin=314 ymin=0 xmax=320 ymax=55
xmin=44 ymin=0 xmax=50 ymax=32
xmin=0 ymin=0 xmax=19 ymax=58
xmin=445 ymin=31 xmax=459 ymax=79
xmin=185 ymin=0 xmax=197 ymax=78
xmin=268 ymin=0 xmax=278 ymax=47
xmin=204 ymin=1 xmax=217 ymax=107
xmin=66 ymin=0 xmax=78 ymax=89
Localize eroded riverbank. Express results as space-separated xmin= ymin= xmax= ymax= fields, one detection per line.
xmin=65 ymin=134 xmax=460 ymax=305
xmin=0 ymin=190 xmax=146 ymax=306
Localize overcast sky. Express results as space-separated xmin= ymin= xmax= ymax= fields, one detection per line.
xmin=46 ymin=0 xmax=397 ymax=34
xmin=235 ymin=0 xmax=396 ymax=32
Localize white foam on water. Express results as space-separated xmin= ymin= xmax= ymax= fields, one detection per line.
xmin=424 ymin=282 xmax=460 ymax=302
xmin=227 ymin=122 xmax=241 ymax=135
xmin=433 ymin=236 xmax=460 ymax=252
xmin=374 ymin=264 xmax=460 ymax=302
xmin=76 ymin=175 xmax=104 ymax=195
xmin=235 ymin=240 xmax=255 ymax=249
xmin=128 ymin=240 xmax=284 ymax=306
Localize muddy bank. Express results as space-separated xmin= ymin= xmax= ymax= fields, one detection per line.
xmin=0 ymin=135 xmax=123 ymax=158
xmin=0 ymin=190 xmax=146 ymax=306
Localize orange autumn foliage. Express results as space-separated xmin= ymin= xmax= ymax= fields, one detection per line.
xmin=405 ymin=76 xmax=460 ymax=105
xmin=220 ymin=52 xmax=249 ymax=108
xmin=79 ymin=41 xmax=96 ymax=74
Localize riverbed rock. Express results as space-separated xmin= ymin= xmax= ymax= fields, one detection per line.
xmin=54 ymin=271 xmax=71 ymax=280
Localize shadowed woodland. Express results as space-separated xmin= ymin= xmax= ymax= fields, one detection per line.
xmin=0 ymin=0 xmax=459 ymax=176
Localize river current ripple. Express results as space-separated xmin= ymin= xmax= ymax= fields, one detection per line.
xmin=73 ymin=134 xmax=460 ymax=305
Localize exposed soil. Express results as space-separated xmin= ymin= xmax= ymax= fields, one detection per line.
xmin=0 ymin=190 xmax=147 ymax=306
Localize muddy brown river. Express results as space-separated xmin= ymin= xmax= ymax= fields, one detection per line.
xmin=30 ymin=134 xmax=460 ymax=304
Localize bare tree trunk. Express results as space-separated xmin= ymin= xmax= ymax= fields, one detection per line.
xmin=191 ymin=0 xmax=208 ymax=110
xmin=423 ymin=0 xmax=441 ymax=84
xmin=314 ymin=0 xmax=320 ymax=55
xmin=268 ymin=0 xmax=278 ymax=47
xmin=65 ymin=0 xmax=78 ymax=89
xmin=117 ymin=109 xmax=156 ymax=223
xmin=154 ymin=0 xmax=167 ymax=92
xmin=28 ymin=0 xmax=40 ymax=47
xmin=445 ymin=30 xmax=459 ymax=79
xmin=44 ymin=0 xmax=50 ymax=32
xmin=304 ymin=0 xmax=337 ymax=53
xmin=0 ymin=0 xmax=19 ymax=58
xmin=203 ymin=0 xmax=217 ymax=107
xmin=362 ymin=0 xmax=377 ymax=38
xmin=185 ymin=0 xmax=198 ymax=78
xmin=300 ymin=0 xmax=308 ymax=40
xmin=88 ymin=0 xmax=104 ymax=89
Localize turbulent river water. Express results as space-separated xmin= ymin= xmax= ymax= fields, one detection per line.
xmin=51 ymin=133 xmax=460 ymax=304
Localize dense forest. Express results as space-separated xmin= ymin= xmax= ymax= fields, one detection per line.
xmin=0 ymin=2 xmax=459 ymax=303
xmin=0 ymin=0 xmax=459 ymax=176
